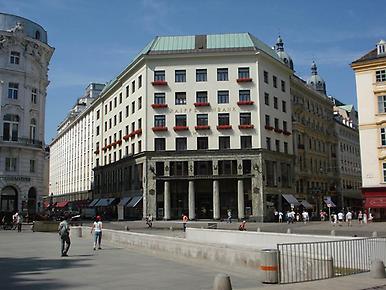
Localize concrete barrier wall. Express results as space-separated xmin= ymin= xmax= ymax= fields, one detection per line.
xmin=33 ymin=221 xmax=59 ymax=232
xmin=185 ymin=228 xmax=355 ymax=249
xmin=79 ymin=227 xmax=261 ymax=270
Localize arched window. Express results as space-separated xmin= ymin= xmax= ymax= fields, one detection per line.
xmin=3 ymin=114 xmax=19 ymax=141
xmin=35 ymin=30 xmax=40 ymax=40
xmin=30 ymin=118 xmax=37 ymax=141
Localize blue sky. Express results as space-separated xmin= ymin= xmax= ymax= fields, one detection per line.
xmin=1 ymin=0 xmax=385 ymax=141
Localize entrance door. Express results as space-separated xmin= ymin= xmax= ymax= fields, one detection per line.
xmin=195 ymin=180 xmax=213 ymax=219
xmin=28 ymin=187 xmax=37 ymax=214
xmin=1 ymin=186 xmax=18 ymax=213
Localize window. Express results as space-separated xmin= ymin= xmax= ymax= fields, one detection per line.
xmin=274 ymin=97 xmax=278 ymax=109
xmin=196 ymin=69 xmax=207 ymax=82
xmin=138 ymin=75 xmax=142 ymax=88
xmin=196 ymin=91 xmax=208 ymax=103
xmin=197 ymin=114 xmax=208 ymax=126
xmin=241 ymin=136 xmax=252 ymax=149
xmin=239 ymin=90 xmax=251 ymax=101
xmin=383 ymin=163 xmax=386 ymax=182
xmin=126 ymin=85 xmax=129 ymax=98
xmin=197 ymin=137 xmax=208 ymax=150
xmin=138 ymin=97 xmax=142 ymax=110
xmin=31 ymin=88 xmax=37 ymax=104
xmin=282 ymin=101 xmax=287 ymax=112
xmin=3 ymin=114 xmax=19 ymax=141
xmin=264 ymin=92 xmax=269 ymax=105
xmin=264 ymin=71 xmax=269 ymax=84
xmin=175 ymin=92 xmax=186 ymax=105
xmin=275 ymin=140 xmax=280 ymax=152
xmin=155 ymin=138 xmax=166 ymax=151
xmin=265 ymin=115 xmax=270 ymax=126
xmin=273 ymin=75 xmax=277 ymax=88
xmin=175 ymin=70 xmax=186 ymax=82
xmin=30 ymin=118 xmax=36 ymax=140
xmin=240 ymin=112 xmax=251 ymax=125
xmin=284 ymin=142 xmax=288 ymax=154
xmin=138 ymin=118 xmax=142 ymax=129
xmin=35 ymin=30 xmax=40 ymax=40
xmin=30 ymin=160 xmax=35 ymax=173
xmin=176 ymin=137 xmax=187 ymax=151
xmin=10 ymin=51 xmax=20 ymax=64
xmin=131 ymin=101 xmax=135 ymax=114
xmin=104 ymin=121 xmax=107 ymax=131
xmin=219 ymin=136 xmax=230 ymax=150
xmin=175 ymin=115 xmax=187 ymax=126
xmin=154 ymin=70 xmax=165 ymax=81
xmin=218 ymin=90 xmax=229 ymax=104
xmin=376 ymin=70 xmax=386 ymax=82
xmin=218 ymin=113 xmax=229 ymax=125
xmin=381 ymin=128 xmax=386 ymax=146
xmin=281 ymin=80 xmax=286 ymax=92
xmin=109 ymin=101 xmax=112 ymax=111
xmin=119 ymin=93 xmax=122 ymax=104
xmin=105 ymin=104 xmax=108 ymax=114
xmin=125 ymin=105 xmax=129 ymax=117
xmin=114 ymin=97 xmax=117 ymax=108
xmin=238 ymin=67 xmax=250 ymax=79
xmin=217 ymin=68 xmax=228 ymax=81
xmin=96 ymin=110 xmax=100 ymax=120
xmin=154 ymin=93 xmax=165 ymax=104
xmin=5 ymin=157 xmax=17 ymax=171
xmin=119 ymin=112 xmax=122 ymax=123
xmin=154 ymin=115 xmax=166 ymax=127
xmin=132 ymin=80 xmax=135 ymax=93
xmin=114 ymin=115 xmax=117 ymax=126
xmin=138 ymin=140 xmax=142 ymax=153
xmin=283 ymin=121 xmax=287 ymax=132
xmin=266 ymin=137 xmax=271 ymax=150
xmin=378 ymin=96 xmax=386 ymax=113
xmin=131 ymin=122 xmax=135 ymax=132
xmin=8 ymin=83 xmax=18 ymax=99
xmin=274 ymin=118 xmax=279 ymax=129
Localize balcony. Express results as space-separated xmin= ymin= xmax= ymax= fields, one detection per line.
xmin=274 ymin=128 xmax=283 ymax=133
xmin=217 ymin=125 xmax=232 ymax=130
xmin=173 ymin=126 xmax=189 ymax=131
xmin=236 ymin=78 xmax=253 ymax=83
xmin=151 ymin=80 xmax=168 ymax=86
xmin=237 ymin=100 xmax=254 ymax=106
xmin=194 ymin=102 xmax=210 ymax=107
xmin=238 ymin=124 xmax=254 ymax=129
xmin=0 ymin=136 xmax=43 ymax=148
xmin=152 ymin=126 xmax=168 ymax=132
xmin=195 ymin=125 xmax=210 ymax=130
xmin=151 ymin=103 xmax=168 ymax=109
xmin=265 ymin=125 xmax=274 ymax=131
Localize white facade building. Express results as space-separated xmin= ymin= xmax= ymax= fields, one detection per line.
xmin=0 ymin=13 xmax=54 ymax=216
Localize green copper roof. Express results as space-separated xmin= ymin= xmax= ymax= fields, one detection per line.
xmin=338 ymin=104 xmax=354 ymax=112
xmin=151 ymin=35 xmax=195 ymax=51
xmin=206 ymin=33 xmax=253 ymax=49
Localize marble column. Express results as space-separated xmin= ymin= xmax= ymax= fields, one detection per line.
xmin=188 ymin=180 xmax=195 ymax=220
xmin=164 ymin=181 xmax=170 ymax=220
xmin=237 ymin=179 xmax=245 ymax=220
xmin=213 ymin=179 xmax=220 ymax=220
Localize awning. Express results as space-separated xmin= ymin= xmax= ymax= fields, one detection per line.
xmin=282 ymin=194 xmax=300 ymax=206
xmin=118 ymin=197 xmax=132 ymax=206
xmin=364 ymin=197 xmax=386 ymax=209
xmin=323 ymin=197 xmax=336 ymax=207
xmin=301 ymin=200 xmax=313 ymax=209
xmin=126 ymin=196 xmax=142 ymax=208
xmin=95 ymin=198 xmax=117 ymax=207
xmin=88 ymin=199 xmax=100 ymax=207
xmin=56 ymin=201 xmax=69 ymax=208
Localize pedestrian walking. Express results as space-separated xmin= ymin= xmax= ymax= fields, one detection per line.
xmin=363 ymin=211 xmax=368 ymax=224
xmin=358 ymin=210 xmax=363 ymax=224
xmin=302 ymin=210 xmax=309 ymax=224
xmin=337 ymin=211 xmax=344 ymax=226
xmin=58 ymin=215 xmax=71 ymax=257
xmin=227 ymin=209 xmax=232 ymax=224
xmin=278 ymin=211 xmax=283 ymax=223
xmin=182 ymin=214 xmax=188 ymax=232
xmin=16 ymin=213 xmax=23 ymax=232
xmin=346 ymin=211 xmax=352 ymax=227
xmin=90 ymin=215 xmax=103 ymax=250
xmin=238 ymin=220 xmax=246 ymax=231
xmin=12 ymin=211 xmax=19 ymax=230
xmin=146 ymin=214 xmax=153 ymax=228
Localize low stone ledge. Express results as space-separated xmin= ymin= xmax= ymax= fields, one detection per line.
xmin=33 ymin=221 xmax=59 ymax=232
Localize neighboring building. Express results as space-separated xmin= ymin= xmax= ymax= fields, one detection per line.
xmin=0 ymin=13 xmax=54 ymax=216
xmin=332 ymin=99 xmax=362 ymax=208
xmin=49 ymin=83 xmax=104 ymax=203
xmin=352 ymin=40 xmax=386 ymax=219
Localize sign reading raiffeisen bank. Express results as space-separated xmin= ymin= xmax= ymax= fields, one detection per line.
xmin=0 ymin=176 xmax=31 ymax=182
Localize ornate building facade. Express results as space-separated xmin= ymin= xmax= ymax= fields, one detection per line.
xmin=0 ymin=13 xmax=54 ymax=216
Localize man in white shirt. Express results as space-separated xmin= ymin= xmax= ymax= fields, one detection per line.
xmin=346 ymin=211 xmax=352 ymax=227
xmin=337 ymin=211 xmax=344 ymax=225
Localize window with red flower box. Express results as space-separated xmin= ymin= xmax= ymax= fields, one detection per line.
xmin=217 ymin=125 xmax=232 ymax=130
xmin=237 ymin=100 xmax=254 ymax=105
xmin=152 ymin=126 xmax=168 ymax=132
xmin=238 ymin=124 xmax=254 ymax=129
xmin=236 ymin=78 xmax=253 ymax=83
xmin=265 ymin=125 xmax=274 ymax=130
xmin=283 ymin=131 xmax=292 ymax=136
xmin=274 ymin=128 xmax=283 ymax=133
xmin=195 ymin=125 xmax=210 ymax=130
xmin=135 ymin=129 xmax=142 ymax=136
xmin=194 ymin=102 xmax=210 ymax=107
xmin=151 ymin=103 xmax=168 ymax=109
xmin=173 ymin=126 xmax=189 ymax=131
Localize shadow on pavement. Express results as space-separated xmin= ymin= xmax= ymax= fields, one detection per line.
xmin=0 ymin=256 xmax=92 ymax=290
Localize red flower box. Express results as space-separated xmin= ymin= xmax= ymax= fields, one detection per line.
xmin=239 ymin=124 xmax=254 ymax=129
xmin=217 ymin=125 xmax=232 ymax=130
xmin=135 ymin=129 xmax=142 ymax=136
xmin=151 ymin=80 xmax=168 ymax=86
xmin=173 ymin=126 xmax=189 ymax=131
xmin=195 ymin=125 xmax=210 ymax=130
xmin=117 ymin=140 xmax=122 ymax=145
xmin=274 ymin=128 xmax=283 ymax=133
xmin=102 ymin=146 xmax=107 ymax=152
xmin=94 ymin=149 xmax=100 ymax=155
xmin=194 ymin=102 xmax=210 ymax=107
xmin=236 ymin=78 xmax=253 ymax=83
xmin=151 ymin=103 xmax=168 ymax=109
xmin=265 ymin=125 xmax=274 ymax=131
xmin=237 ymin=100 xmax=254 ymax=106
xmin=152 ymin=126 xmax=168 ymax=132
xmin=283 ymin=131 xmax=292 ymax=136
xmin=123 ymin=134 xmax=130 ymax=141
xmin=112 ymin=142 xmax=117 ymax=148
xmin=106 ymin=144 xmax=112 ymax=150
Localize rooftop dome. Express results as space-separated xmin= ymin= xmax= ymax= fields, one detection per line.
xmin=275 ymin=36 xmax=294 ymax=70
xmin=306 ymin=61 xmax=326 ymax=95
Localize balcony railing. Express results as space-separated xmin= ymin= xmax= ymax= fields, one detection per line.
xmin=237 ymin=100 xmax=254 ymax=106
xmin=195 ymin=125 xmax=210 ymax=130
xmin=173 ymin=126 xmax=189 ymax=131
xmin=239 ymin=124 xmax=254 ymax=129
xmin=152 ymin=126 xmax=168 ymax=132
xmin=151 ymin=103 xmax=168 ymax=109
xmin=217 ymin=125 xmax=232 ymax=130
xmin=236 ymin=78 xmax=253 ymax=83
xmin=151 ymin=80 xmax=168 ymax=86
xmin=0 ymin=136 xmax=43 ymax=148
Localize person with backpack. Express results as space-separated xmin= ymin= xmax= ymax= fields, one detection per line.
xmin=90 ymin=215 xmax=103 ymax=250
xmin=58 ymin=215 xmax=71 ymax=257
